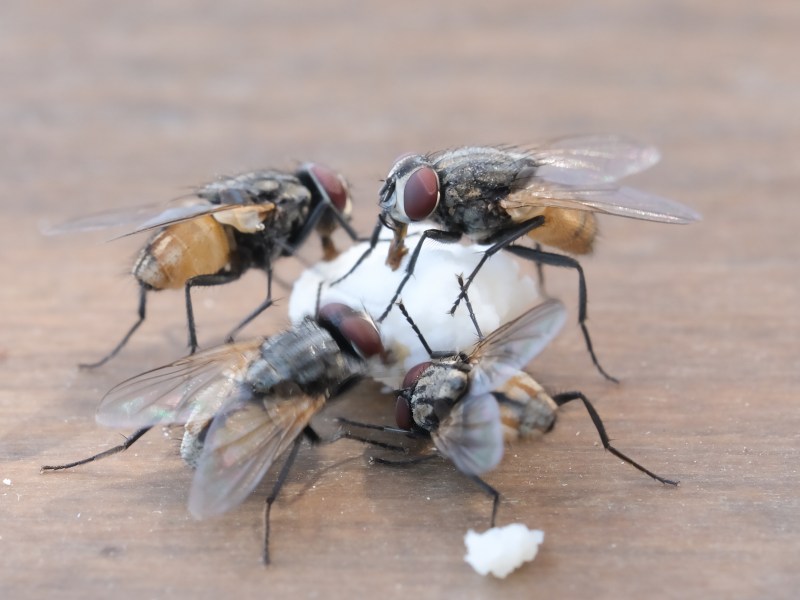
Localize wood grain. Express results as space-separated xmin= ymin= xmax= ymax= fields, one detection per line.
xmin=2 ymin=1 xmax=798 ymax=598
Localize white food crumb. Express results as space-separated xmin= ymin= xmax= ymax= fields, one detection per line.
xmin=289 ymin=225 xmax=538 ymax=386
xmin=1 ymin=479 xmax=10 ymax=486
xmin=463 ymin=524 xmax=544 ymax=578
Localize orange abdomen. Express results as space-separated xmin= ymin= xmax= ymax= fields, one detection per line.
xmin=133 ymin=216 xmax=234 ymax=290
xmin=527 ymin=207 xmax=597 ymax=255
xmin=495 ymin=372 xmax=558 ymax=442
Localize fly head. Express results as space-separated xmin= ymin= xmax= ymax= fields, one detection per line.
xmin=396 ymin=360 xmax=470 ymax=434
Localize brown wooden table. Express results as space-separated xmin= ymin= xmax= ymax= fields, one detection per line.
xmin=2 ymin=1 xmax=798 ymax=598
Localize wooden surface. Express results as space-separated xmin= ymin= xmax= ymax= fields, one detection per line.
xmin=2 ymin=1 xmax=798 ymax=598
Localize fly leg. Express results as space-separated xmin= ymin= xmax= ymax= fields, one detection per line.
xmin=261 ymin=433 xmax=303 ymax=566
xmin=447 ymin=216 xmax=546 ymax=317
xmin=469 ymin=475 xmax=501 ymax=528
xmin=336 ymin=416 xmax=414 ymax=451
xmin=184 ymin=271 xmax=244 ymax=353
xmin=79 ymin=283 xmax=148 ymax=369
xmin=395 ymin=301 xmax=464 ymax=359
xmin=324 ymin=203 xmax=361 ymax=242
xmin=392 ymin=275 xmax=482 ymax=359
xmin=329 ymin=220 xmax=384 ymax=287
xmin=371 ymin=454 xmax=438 ymax=467
xmin=378 ymin=228 xmax=463 ymax=322
xmin=371 ymin=454 xmax=501 ymax=527
xmin=504 ymin=245 xmax=617 ymax=383
xmin=337 ymin=418 xmax=500 ymax=526
xmin=224 ymin=267 xmax=273 ymax=343
xmin=40 ymin=427 xmax=151 ymax=472
xmin=261 ymin=425 xmax=396 ymax=565
xmin=392 ymin=270 xmax=484 ymax=358
xmin=286 ymin=175 xmax=361 ymax=254
xmin=456 ymin=274 xmax=483 ymax=339
xmin=552 ymin=391 xmax=679 ymax=486
xmin=533 ymin=242 xmax=547 ymax=295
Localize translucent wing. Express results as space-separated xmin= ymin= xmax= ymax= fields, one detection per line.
xmin=468 ymin=299 xmax=567 ymax=397
xmin=503 ymin=181 xmax=701 ymax=224
xmin=42 ymin=197 xmax=203 ymax=233
xmin=428 ymin=136 xmax=700 ymax=224
xmin=428 ymin=135 xmax=658 ymax=185
xmin=43 ymin=202 xmax=181 ymax=234
xmin=506 ymin=136 xmax=699 ymax=223
xmin=188 ymin=390 xmax=326 ymax=518
xmin=45 ymin=169 xmax=300 ymax=237
xmin=116 ymin=203 xmax=246 ymax=236
xmin=44 ymin=200 xmax=274 ymax=238
xmin=96 ymin=339 xmax=264 ymax=429
xmin=432 ymin=393 xmax=503 ymax=476
xmin=524 ymin=134 xmax=661 ymax=183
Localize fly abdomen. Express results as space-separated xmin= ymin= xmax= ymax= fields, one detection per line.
xmin=493 ymin=372 xmax=557 ymax=442
xmin=133 ymin=216 xmax=235 ymax=290
xmin=527 ymin=208 xmax=597 ymax=255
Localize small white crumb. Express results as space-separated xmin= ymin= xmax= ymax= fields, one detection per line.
xmin=464 ymin=524 xmax=544 ymax=578
xmin=2 ymin=479 xmax=10 ymax=486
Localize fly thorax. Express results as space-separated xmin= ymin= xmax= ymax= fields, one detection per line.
xmin=410 ymin=364 xmax=469 ymax=432
xmin=246 ymin=320 xmax=359 ymax=396
xmin=434 ymin=150 xmax=526 ymax=239
xmin=436 ymin=186 xmax=516 ymax=242
xmin=275 ymin=197 xmax=309 ymax=234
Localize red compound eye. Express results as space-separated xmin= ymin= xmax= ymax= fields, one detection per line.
xmin=402 ymin=361 xmax=432 ymax=389
xmin=401 ymin=166 xmax=439 ymax=221
xmin=317 ymin=302 xmax=354 ymax=323
xmin=308 ymin=163 xmax=349 ymax=213
xmin=317 ymin=303 xmax=384 ymax=358
xmin=339 ymin=316 xmax=383 ymax=358
xmin=395 ymin=396 xmax=412 ymax=430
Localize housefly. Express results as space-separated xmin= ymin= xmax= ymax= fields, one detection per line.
xmin=337 ymin=135 xmax=701 ymax=381
xmin=50 ymin=164 xmax=358 ymax=367
xmin=42 ymin=302 xmax=385 ymax=564
xmin=344 ymin=297 xmax=677 ymax=526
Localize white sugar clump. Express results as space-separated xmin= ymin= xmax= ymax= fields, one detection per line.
xmin=288 ymin=225 xmax=538 ymax=386
xmin=464 ymin=524 xmax=544 ymax=578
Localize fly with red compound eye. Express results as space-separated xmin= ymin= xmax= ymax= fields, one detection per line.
xmin=41 ymin=303 xmax=386 ymax=565
xmin=335 ymin=135 xmax=701 ymax=382
xmin=341 ymin=297 xmax=678 ymax=527
xmin=48 ymin=163 xmax=358 ymax=368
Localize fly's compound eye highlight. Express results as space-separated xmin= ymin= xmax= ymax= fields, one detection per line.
xmin=317 ymin=302 xmax=384 ymax=359
xmin=305 ymin=163 xmax=351 ymax=215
